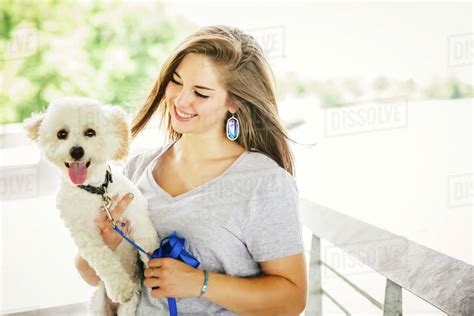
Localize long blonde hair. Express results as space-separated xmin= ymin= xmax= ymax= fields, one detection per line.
xmin=130 ymin=25 xmax=296 ymax=176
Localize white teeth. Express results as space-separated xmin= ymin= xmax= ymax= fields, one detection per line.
xmin=176 ymin=108 xmax=197 ymax=119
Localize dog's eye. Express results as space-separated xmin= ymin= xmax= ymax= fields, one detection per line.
xmin=57 ymin=129 xmax=68 ymax=139
xmin=85 ymin=129 xmax=96 ymax=137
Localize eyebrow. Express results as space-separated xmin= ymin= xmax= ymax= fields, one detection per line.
xmin=173 ymin=71 xmax=216 ymax=91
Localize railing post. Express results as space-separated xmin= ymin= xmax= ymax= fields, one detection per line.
xmin=306 ymin=234 xmax=322 ymax=315
xmin=383 ymin=279 xmax=402 ymax=316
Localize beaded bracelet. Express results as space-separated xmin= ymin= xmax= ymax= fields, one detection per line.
xmin=198 ymin=270 xmax=209 ymax=298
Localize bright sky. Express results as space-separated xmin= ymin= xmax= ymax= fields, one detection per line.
xmin=162 ymin=1 xmax=473 ymax=84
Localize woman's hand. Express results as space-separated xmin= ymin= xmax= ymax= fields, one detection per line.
xmin=95 ymin=193 xmax=134 ymax=251
xmin=143 ymin=258 xmax=205 ymax=299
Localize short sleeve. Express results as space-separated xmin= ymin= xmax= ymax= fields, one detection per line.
xmin=120 ymin=142 xmax=172 ymax=184
xmin=121 ymin=156 xmax=134 ymax=180
xmin=243 ymin=169 xmax=305 ymax=262
xmin=122 ymin=153 xmax=143 ymax=182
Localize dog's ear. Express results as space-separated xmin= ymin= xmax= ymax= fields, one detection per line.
xmin=110 ymin=106 xmax=130 ymax=161
xmin=23 ymin=112 xmax=45 ymax=142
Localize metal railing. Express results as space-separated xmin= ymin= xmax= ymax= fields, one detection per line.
xmin=5 ymin=199 xmax=473 ymax=315
xmin=300 ymin=199 xmax=474 ymax=315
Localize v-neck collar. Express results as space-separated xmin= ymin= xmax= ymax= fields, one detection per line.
xmin=147 ymin=140 xmax=248 ymax=202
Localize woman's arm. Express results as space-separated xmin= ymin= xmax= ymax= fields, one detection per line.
xmin=75 ymin=253 xmax=101 ymax=287
xmin=196 ymin=273 xmax=304 ymax=315
xmin=193 ymin=253 xmax=307 ymax=315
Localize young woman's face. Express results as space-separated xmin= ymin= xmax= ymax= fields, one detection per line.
xmin=165 ymin=53 xmax=232 ymax=136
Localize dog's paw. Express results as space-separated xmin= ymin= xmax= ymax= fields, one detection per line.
xmin=117 ymin=289 xmax=140 ymax=316
xmin=117 ymin=300 xmax=139 ymax=316
xmin=106 ymin=279 xmax=139 ymax=304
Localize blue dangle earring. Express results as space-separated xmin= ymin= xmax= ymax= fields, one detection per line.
xmin=226 ymin=113 xmax=239 ymax=141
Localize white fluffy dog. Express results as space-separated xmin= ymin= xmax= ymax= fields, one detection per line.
xmin=23 ymin=96 xmax=160 ymax=315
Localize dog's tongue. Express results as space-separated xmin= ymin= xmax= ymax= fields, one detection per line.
xmin=68 ymin=162 xmax=87 ymax=184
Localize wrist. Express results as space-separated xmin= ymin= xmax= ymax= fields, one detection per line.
xmin=197 ymin=270 xmax=209 ymax=299
xmin=194 ymin=269 xmax=204 ymax=298
xmin=193 ymin=270 xmax=209 ymax=298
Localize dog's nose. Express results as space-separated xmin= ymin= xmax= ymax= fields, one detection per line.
xmin=70 ymin=146 xmax=84 ymax=160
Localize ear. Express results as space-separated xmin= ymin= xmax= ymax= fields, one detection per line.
xmin=23 ymin=112 xmax=45 ymax=142
xmin=110 ymin=106 xmax=130 ymax=161
xmin=226 ymin=101 xmax=238 ymax=115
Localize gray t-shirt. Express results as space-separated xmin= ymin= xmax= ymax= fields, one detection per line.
xmin=122 ymin=140 xmax=305 ymax=315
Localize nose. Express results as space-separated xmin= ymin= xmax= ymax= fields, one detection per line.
xmin=70 ymin=146 xmax=84 ymax=160
xmin=174 ymin=89 xmax=193 ymax=109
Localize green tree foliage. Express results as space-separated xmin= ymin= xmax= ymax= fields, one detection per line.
xmin=1 ymin=0 xmax=191 ymax=124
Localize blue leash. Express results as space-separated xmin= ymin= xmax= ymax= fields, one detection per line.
xmin=112 ymin=225 xmax=200 ymax=316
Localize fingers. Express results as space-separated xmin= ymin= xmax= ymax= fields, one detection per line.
xmin=116 ymin=220 xmax=130 ymax=233
xmin=122 ymin=221 xmax=129 ymax=235
xmin=144 ymin=267 xmax=154 ymax=279
xmin=117 ymin=219 xmax=130 ymax=229
xmin=95 ymin=193 xmax=133 ymax=230
xmin=95 ymin=216 xmax=105 ymax=230
xmin=96 ymin=194 xmax=118 ymax=230
xmin=111 ymin=192 xmax=134 ymax=220
xmin=95 ymin=207 xmax=109 ymax=231
xmin=109 ymin=194 xmax=119 ymax=209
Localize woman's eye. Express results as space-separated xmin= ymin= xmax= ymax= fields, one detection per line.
xmin=170 ymin=77 xmax=209 ymax=99
xmin=85 ymin=129 xmax=96 ymax=137
xmin=170 ymin=78 xmax=181 ymax=85
xmin=57 ymin=129 xmax=68 ymax=139
xmin=195 ymin=92 xmax=209 ymax=99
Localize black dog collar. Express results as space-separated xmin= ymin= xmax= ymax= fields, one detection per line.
xmin=77 ymin=165 xmax=113 ymax=197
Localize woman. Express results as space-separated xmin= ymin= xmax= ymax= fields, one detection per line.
xmin=76 ymin=25 xmax=307 ymax=315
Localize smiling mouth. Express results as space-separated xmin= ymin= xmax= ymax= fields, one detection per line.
xmin=65 ymin=160 xmax=91 ymax=168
